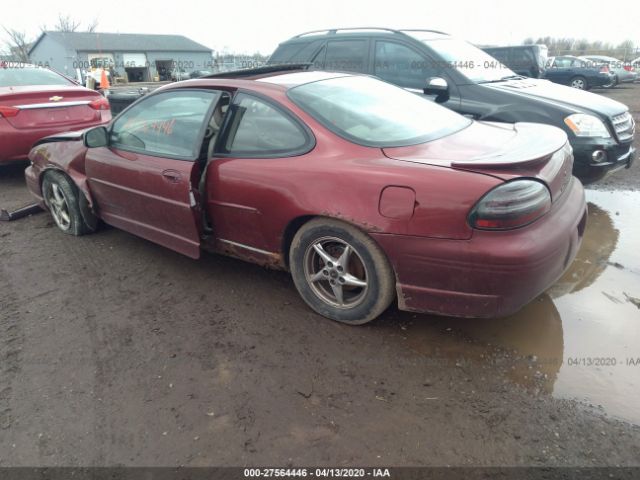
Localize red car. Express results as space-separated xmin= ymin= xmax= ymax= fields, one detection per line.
xmin=0 ymin=63 xmax=111 ymax=164
xmin=25 ymin=69 xmax=587 ymax=324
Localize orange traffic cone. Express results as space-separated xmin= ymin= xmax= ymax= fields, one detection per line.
xmin=100 ymin=69 xmax=110 ymax=91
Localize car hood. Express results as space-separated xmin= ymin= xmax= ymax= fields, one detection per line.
xmin=32 ymin=129 xmax=87 ymax=147
xmin=484 ymin=78 xmax=628 ymax=117
xmin=29 ymin=129 xmax=90 ymax=174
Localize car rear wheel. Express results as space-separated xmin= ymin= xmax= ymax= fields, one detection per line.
xmin=570 ymin=76 xmax=588 ymax=90
xmin=289 ymin=218 xmax=395 ymax=325
xmin=42 ymin=171 xmax=95 ymax=236
xmin=604 ymin=74 xmax=619 ymax=89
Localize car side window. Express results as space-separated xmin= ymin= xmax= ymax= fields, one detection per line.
xmin=110 ymin=90 xmax=219 ymax=159
xmin=321 ymin=40 xmax=368 ymax=73
xmin=489 ymin=49 xmax=509 ymax=64
xmin=511 ymin=48 xmax=534 ymax=70
xmin=554 ymin=57 xmax=571 ymax=68
xmin=374 ymin=41 xmax=436 ymax=89
xmin=223 ymin=94 xmax=309 ymax=156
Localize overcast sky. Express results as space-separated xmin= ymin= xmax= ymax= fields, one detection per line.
xmin=3 ymin=0 xmax=638 ymax=54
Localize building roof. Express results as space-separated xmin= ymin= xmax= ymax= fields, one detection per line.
xmin=29 ymin=31 xmax=212 ymax=54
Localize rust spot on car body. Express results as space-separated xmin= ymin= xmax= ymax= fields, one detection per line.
xmin=207 ymin=238 xmax=286 ymax=270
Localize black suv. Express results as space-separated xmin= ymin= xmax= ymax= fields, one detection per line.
xmin=269 ymin=28 xmax=635 ymax=184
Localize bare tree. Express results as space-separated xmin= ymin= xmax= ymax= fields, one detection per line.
xmin=43 ymin=15 xmax=99 ymax=33
xmin=526 ymin=37 xmax=635 ymax=57
xmin=617 ymin=40 xmax=635 ymax=60
xmin=86 ymin=18 xmax=99 ymax=33
xmin=2 ymin=27 xmax=30 ymax=62
xmin=54 ymin=14 xmax=81 ymax=33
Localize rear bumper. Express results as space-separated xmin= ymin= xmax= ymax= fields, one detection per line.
xmin=372 ymin=178 xmax=587 ymax=318
xmin=590 ymin=73 xmax=615 ymax=87
xmin=618 ymin=73 xmax=638 ymax=83
xmin=572 ymin=138 xmax=635 ymax=184
xmin=0 ymin=115 xmax=109 ymax=163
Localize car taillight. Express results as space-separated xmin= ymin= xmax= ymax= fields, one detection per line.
xmin=0 ymin=106 xmax=20 ymax=117
xmin=88 ymin=97 xmax=110 ymax=110
xmin=623 ymin=65 xmax=633 ymax=72
xmin=600 ymin=66 xmax=609 ymax=73
xmin=469 ymin=180 xmax=552 ymax=230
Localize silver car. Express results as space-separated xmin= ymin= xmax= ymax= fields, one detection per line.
xmin=580 ymin=55 xmax=638 ymax=85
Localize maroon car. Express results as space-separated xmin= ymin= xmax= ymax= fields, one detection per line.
xmin=0 ymin=62 xmax=111 ymax=164
xmin=25 ymin=70 xmax=587 ymax=324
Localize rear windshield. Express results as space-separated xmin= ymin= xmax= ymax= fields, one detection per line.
xmin=288 ymin=75 xmax=471 ymax=147
xmin=0 ymin=66 xmax=73 ymax=87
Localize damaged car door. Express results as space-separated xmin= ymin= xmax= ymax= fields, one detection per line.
xmin=84 ymin=90 xmax=221 ymax=258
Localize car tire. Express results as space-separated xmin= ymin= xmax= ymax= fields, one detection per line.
xmin=42 ymin=171 xmax=96 ymax=236
xmin=289 ymin=218 xmax=396 ymax=325
xmin=602 ymin=74 xmax=618 ymax=89
xmin=570 ymin=76 xmax=588 ymax=90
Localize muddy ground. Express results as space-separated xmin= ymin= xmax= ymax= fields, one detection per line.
xmin=0 ymin=85 xmax=639 ymax=468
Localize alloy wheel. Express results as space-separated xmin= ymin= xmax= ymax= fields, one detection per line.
xmin=571 ymin=79 xmax=586 ymax=89
xmin=46 ymin=182 xmax=71 ymax=231
xmin=303 ymin=236 xmax=369 ymax=309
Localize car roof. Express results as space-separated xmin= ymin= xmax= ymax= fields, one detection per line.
xmin=281 ymin=27 xmax=450 ymax=44
xmin=159 ymin=70 xmax=357 ymax=94
xmin=583 ymin=55 xmax=620 ymax=61
xmin=256 ymin=71 xmax=353 ymax=87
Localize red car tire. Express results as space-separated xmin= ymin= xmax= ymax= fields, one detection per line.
xmin=289 ymin=218 xmax=395 ymax=325
xmin=42 ymin=171 xmax=95 ymax=236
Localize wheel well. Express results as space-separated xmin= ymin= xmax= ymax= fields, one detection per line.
xmin=39 ymin=167 xmax=68 ymax=189
xmin=281 ymin=215 xmax=317 ymax=268
xmin=280 ymin=215 xmax=394 ymax=272
xmin=39 ymin=168 xmax=95 ymax=221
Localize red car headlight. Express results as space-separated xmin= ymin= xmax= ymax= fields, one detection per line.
xmin=469 ymin=179 xmax=551 ymax=230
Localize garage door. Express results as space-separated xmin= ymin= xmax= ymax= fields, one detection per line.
xmin=123 ymin=53 xmax=147 ymax=67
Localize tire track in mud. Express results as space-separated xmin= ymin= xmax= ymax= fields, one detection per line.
xmin=51 ymin=231 xmax=128 ymax=465
xmin=0 ymin=239 xmax=23 ymax=462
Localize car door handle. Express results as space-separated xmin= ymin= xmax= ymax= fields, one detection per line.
xmin=162 ymin=169 xmax=182 ymax=183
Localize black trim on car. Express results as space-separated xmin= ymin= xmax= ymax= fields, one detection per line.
xmin=213 ymin=89 xmax=316 ymax=159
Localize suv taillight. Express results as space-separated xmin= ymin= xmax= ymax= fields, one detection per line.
xmin=0 ymin=106 xmax=20 ymax=117
xmin=89 ymin=97 xmax=110 ymax=110
xmin=469 ymin=180 xmax=552 ymax=230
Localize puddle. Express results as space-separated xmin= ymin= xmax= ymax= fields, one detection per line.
xmin=396 ymin=189 xmax=640 ymax=424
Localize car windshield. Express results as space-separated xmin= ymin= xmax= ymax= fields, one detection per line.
xmin=0 ymin=66 xmax=73 ymax=87
xmin=420 ymin=37 xmax=517 ymax=83
xmin=288 ymin=75 xmax=471 ymax=147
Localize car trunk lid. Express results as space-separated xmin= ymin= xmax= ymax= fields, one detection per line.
xmin=382 ymin=121 xmax=574 ymax=202
xmin=0 ymin=85 xmax=105 ymax=129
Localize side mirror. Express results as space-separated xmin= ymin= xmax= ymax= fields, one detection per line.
xmin=424 ymin=77 xmax=449 ymax=95
xmin=83 ymin=126 xmax=109 ymax=148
